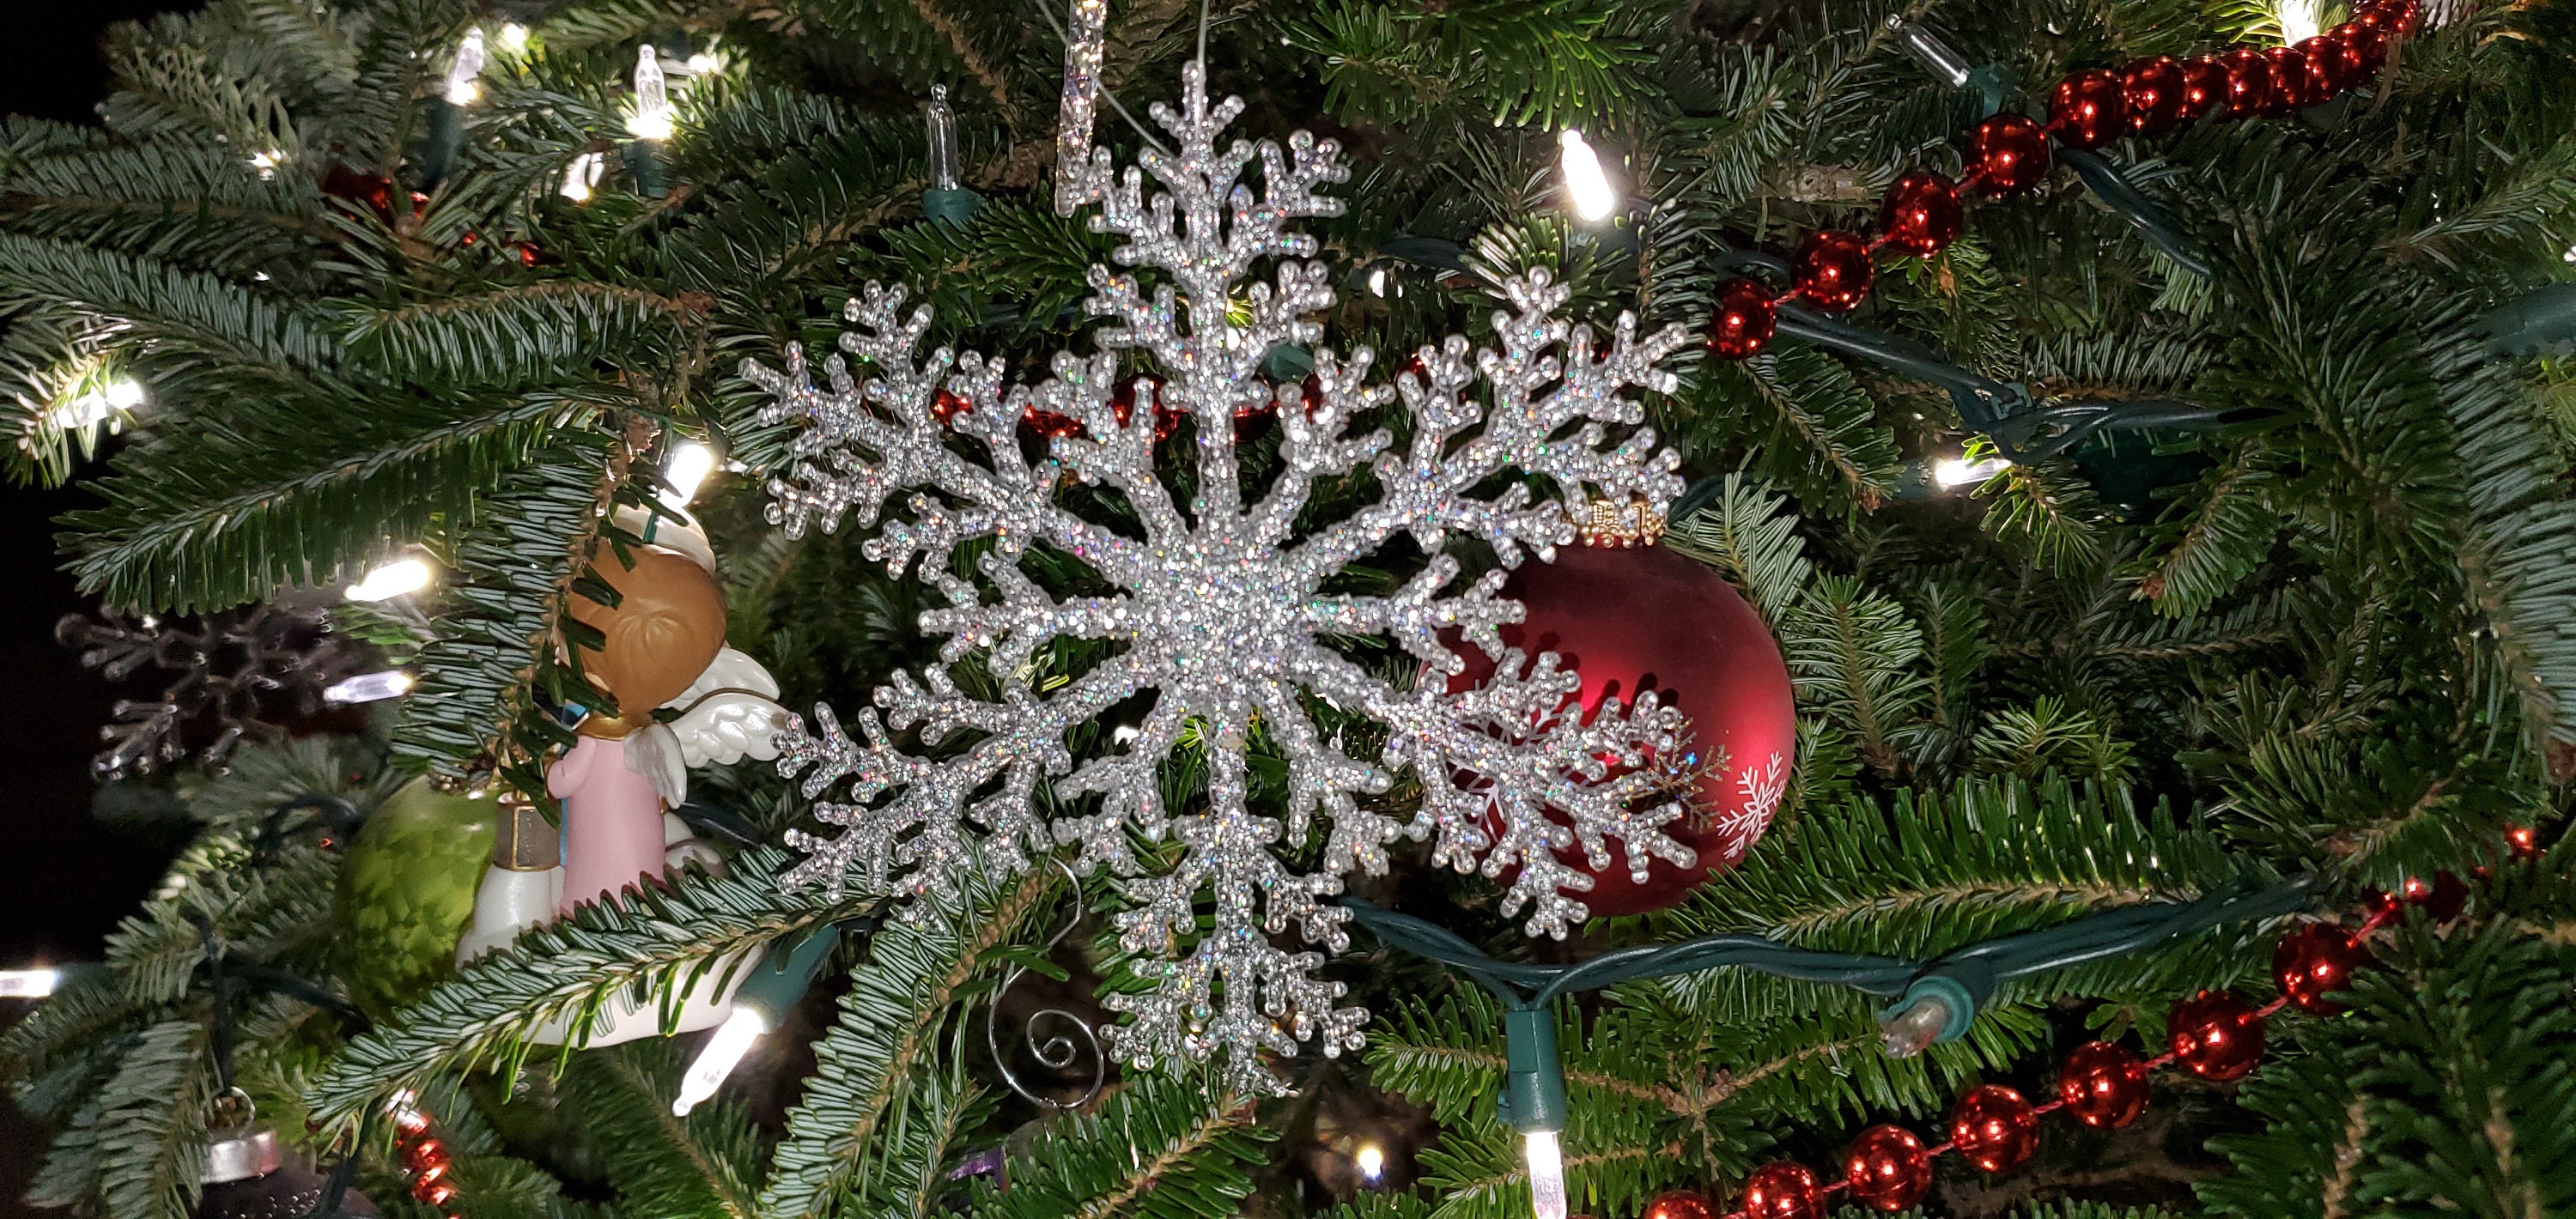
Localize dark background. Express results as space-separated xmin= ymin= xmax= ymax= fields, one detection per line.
xmin=0 ymin=3 xmax=204 ymax=1213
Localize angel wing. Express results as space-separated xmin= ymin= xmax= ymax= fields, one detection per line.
xmin=665 ymin=646 xmax=789 ymax=767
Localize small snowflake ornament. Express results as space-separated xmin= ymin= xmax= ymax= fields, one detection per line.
xmin=740 ymin=63 xmax=1693 ymax=1092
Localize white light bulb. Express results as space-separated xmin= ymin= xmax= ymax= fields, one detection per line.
xmin=344 ymin=557 xmax=434 ymax=602
xmin=673 ymin=1008 xmax=768 ymax=1115
xmin=1367 ymin=267 xmax=1388 ymax=297
xmin=2278 ymin=0 xmax=2324 ymax=43
xmin=498 ymin=23 xmax=528 ymax=52
xmin=627 ymin=45 xmax=674 ymax=140
xmin=324 ymin=670 xmax=416 ymax=705
xmin=249 ymin=149 xmax=284 ymax=180
xmin=103 ymin=379 xmax=144 ymax=410
xmin=445 ymin=28 xmax=486 ymax=105
xmin=0 ymin=969 xmax=59 ymax=999
xmin=1355 ymin=1143 xmax=1385 ymax=1182
xmin=685 ymin=52 xmax=718 ymax=75
xmin=1558 ymin=129 xmax=1617 ymax=222
xmin=660 ymin=440 xmax=716 ymax=509
xmin=561 ymin=151 xmax=606 ymax=202
xmin=1932 ymin=456 xmax=2013 ymax=489
xmin=1523 ymin=1131 xmax=1568 ymax=1219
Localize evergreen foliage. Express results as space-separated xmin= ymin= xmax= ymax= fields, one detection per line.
xmin=0 ymin=0 xmax=2571 ymax=1216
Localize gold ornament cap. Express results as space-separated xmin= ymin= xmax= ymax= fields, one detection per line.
xmin=1571 ymin=494 xmax=1667 ymax=548
xmin=491 ymin=794 xmax=560 ymax=871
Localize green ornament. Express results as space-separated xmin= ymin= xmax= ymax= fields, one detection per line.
xmin=336 ymin=777 xmax=495 ymax=1016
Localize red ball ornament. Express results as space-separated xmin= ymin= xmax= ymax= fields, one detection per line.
xmin=2261 ymin=46 xmax=2312 ymax=112
xmin=1949 ymin=1084 xmax=2041 ymax=1173
xmin=2169 ymin=990 xmax=2267 ymax=1081
xmin=2048 ymin=68 xmax=2130 ymax=149
xmin=2120 ymin=57 xmax=2191 ymax=135
xmin=1739 ymin=1162 xmax=1823 ymax=1219
xmin=1641 ymin=1188 xmax=1716 ymax=1219
xmin=1446 ymin=543 xmax=1798 ymax=916
xmin=323 ymin=165 xmax=397 ymax=217
xmin=932 ymin=387 xmax=973 ymax=426
xmin=1964 ymin=113 xmax=2053 ymax=197
xmin=2375 ymin=0 xmax=2422 ymax=36
xmin=2057 ymin=1040 xmax=2150 ymax=1129
xmin=2274 ymin=923 xmax=2371 ymax=1015
xmin=1790 ymin=230 xmax=1874 ymax=312
xmin=2218 ymin=47 xmax=2275 ymax=118
xmin=2400 ymin=870 xmax=2470 ymax=922
xmin=1875 ymin=171 xmax=1964 ymax=258
xmin=2180 ymin=55 xmax=2228 ymax=118
xmin=1113 ymin=373 xmax=1182 ymax=441
xmin=1841 ymin=1125 xmax=1933 ymax=1212
xmin=1705 ymin=277 xmax=1779 ymax=360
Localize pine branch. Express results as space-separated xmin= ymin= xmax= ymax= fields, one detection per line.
xmin=971 ymin=1073 xmax=1270 ymax=1219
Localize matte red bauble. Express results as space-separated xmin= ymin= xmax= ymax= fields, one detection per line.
xmin=1446 ymin=544 xmax=1798 ymax=916
xmin=1950 ymin=1084 xmax=2041 ymax=1173
xmin=1842 ymin=1125 xmax=1932 ymax=1212
xmin=2274 ymin=923 xmax=2371 ymax=1015
xmin=2049 ymin=68 xmax=2130 ymax=149
xmin=1875 ymin=171 xmax=1964 ymax=258
xmin=2058 ymin=1040 xmax=2150 ymax=1128
xmin=1739 ymin=1162 xmax=1823 ymax=1219
xmin=1705 ymin=277 xmax=1779 ymax=359
xmin=1642 ymin=1188 xmax=1716 ymax=1219
xmin=2219 ymin=47 xmax=2275 ymax=118
xmin=2169 ymin=990 xmax=2267 ymax=1081
xmin=1965 ymin=113 xmax=2053 ymax=197
xmin=2180 ymin=55 xmax=2227 ymax=118
xmin=1791 ymin=230 xmax=1874 ymax=312
xmin=2120 ymin=57 xmax=2190 ymax=134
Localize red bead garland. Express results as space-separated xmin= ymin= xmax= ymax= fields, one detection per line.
xmin=1874 ymin=171 xmax=1965 ymax=258
xmin=1701 ymin=0 xmax=2415 ymax=357
xmin=2169 ymin=989 xmax=2267 ymax=1081
xmin=1840 ymin=1124 xmax=1933 ymax=1212
xmin=1705 ymin=278 xmax=1779 ymax=359
xmin=1950 ymin=1084 xmax=2042 ymax=1173
xmin=2047 ymin=69 xmax=2129 ymax=149
xmin=2057 ymin=1040 xmax=2150 ymax=1128
xmin=1964 ymin=113 xmax=2053 ymax=197
xmin=1689 ymin=827 xmax=2529 ymax=1219
xmin=386 ymin=1095 xmax=464 ymax=1219
xmin=1789 ymin=231 xmax=1874 ymax=312
xmin=2120 ymin=57 xmax=2191 ymax=135
xmin=1737 ymin=1161 xmax=1824 ymax=1219
xmin=1643 ymin=1187 xmax=1719 ymax=1219
xmin=2273 ymin=923 xmax=2372 ymax=1015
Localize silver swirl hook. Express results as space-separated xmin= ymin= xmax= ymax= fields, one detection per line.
xmin=984 ymin=856 xmax=1104 ymax=1110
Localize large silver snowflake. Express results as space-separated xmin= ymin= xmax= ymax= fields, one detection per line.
xmin=739 ymin=64 xmax=1693 ymax=1092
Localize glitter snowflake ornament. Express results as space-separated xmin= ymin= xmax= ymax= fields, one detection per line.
xmin=740 ymin=61 xmax=1693 ymax=1092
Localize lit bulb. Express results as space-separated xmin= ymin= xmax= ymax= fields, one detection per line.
xmin=1523 ymin=1131 xmax=1568 ymax=1219
xmin=445 ymin=28 xmax=486 ymax=105
xmin=498 ymin=23 xmax=528 ymax=52
xmin=1355 ymin=1143 xmax=1385 ymax=1183
xmin=0 ymin=969 xmax=58 ymax=998
xmin=104 ymin=379 xmax=144 ymax=409
xmin=660 ymin=440 xmax=716 ymax=508
xmin=1933 ymin=456 xmax=2012 ymax=488
xmin=627 ymin=45 xmax=673 ymax=140
xmin=2278 ymin=0 xmax=2324 ymax=43
xmin=561 ymin=151 xmax=605 ymax=202
xmin=1557 ymin=129 xmax=1617 ymax=222
xmin=673 ymin=1008 xmax=768 ymax=1115
xmin=324 ymin=670 xmax=415 ymax=705
xmin=344 ymin=557 xmax=434 ymax=602
xmin=1367 ymin=267 xmax=1388 ymax=297
xmin=685 ymin=52 xmax=718 ymax=75
xmin=248 ymin=149 xmax=284 ymax=179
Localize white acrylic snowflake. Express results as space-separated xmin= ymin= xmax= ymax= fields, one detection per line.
xmin=738 ymin=63 xmax=1693 ymax=1093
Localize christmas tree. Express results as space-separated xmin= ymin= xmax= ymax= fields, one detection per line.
xmin=2 ymin=1 xmax=2573 ymax=1218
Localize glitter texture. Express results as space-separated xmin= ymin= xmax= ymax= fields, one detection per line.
xmin=1053 ymin=0 xmax=1110 ymax=216
xmin=740 ymin=62 xmax=1691 ymax=1093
